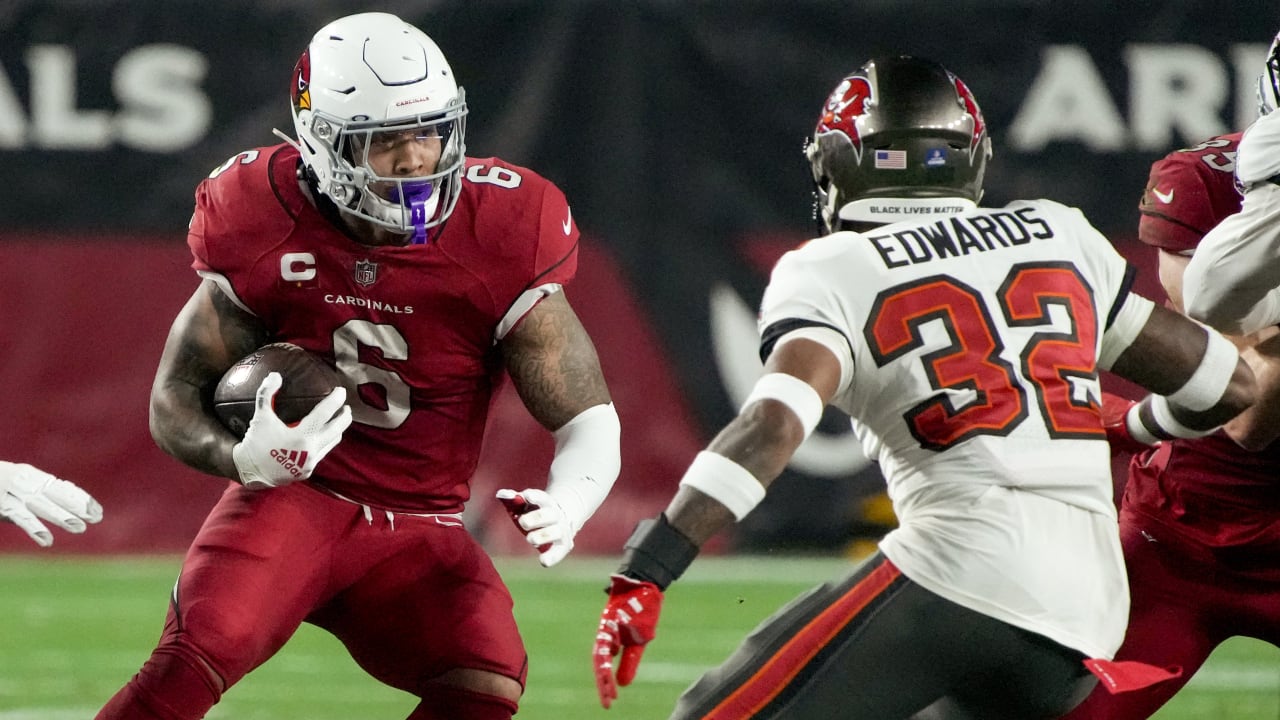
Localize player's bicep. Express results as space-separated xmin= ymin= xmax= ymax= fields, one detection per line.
xmin=500 ymin=290 xmax=610 ymax=431
xmin=154 ymin=279 xmax=267 ymax=399
xmin=148 ymin=279 xmax=267 ymax=476
xmin=761 ymin=329 xmax=851 ymax=406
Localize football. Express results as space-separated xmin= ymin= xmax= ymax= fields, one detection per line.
xmin=212 ymin=343 xmax=344 ymax=438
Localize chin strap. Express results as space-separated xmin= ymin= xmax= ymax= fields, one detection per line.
xmin=271 ymin=127 xmax=305 ymax=154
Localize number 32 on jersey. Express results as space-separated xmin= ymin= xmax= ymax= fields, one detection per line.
xmin=865 ymin=261 xmax=1104 ymax=451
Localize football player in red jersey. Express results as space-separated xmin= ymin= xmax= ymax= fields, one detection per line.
xmin=590 ymin=56 xmax=1254 ymax=720
xmin=1064 ymin=33 xmax=1280 ymax=720
xmin=0 ymin=460 xmax=101 ymax=546
xmin=96 ymin=12 xmax=620 ymax=720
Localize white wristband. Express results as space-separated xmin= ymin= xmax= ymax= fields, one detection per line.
xmin=741 ymin=372 xmax=825 ymax=438
xmin=1127 ymin=395 xmax=1218 ymax=443
xmin=1167 ymin=329 xmax=1238 ymax=412
xmin=1124 ymin=403 xmax=1160 ymax=445
xmin=1149 ymin=395 xmax=1218 ymax=439
xmin=679 ymin=451 xmax=766 ymax=521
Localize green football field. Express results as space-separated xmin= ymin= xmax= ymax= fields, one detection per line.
xmin=1 ymin=554 xmax=1276 ymax=719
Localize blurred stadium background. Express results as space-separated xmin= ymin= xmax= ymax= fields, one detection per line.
xmin=1 ymin=0 xmax=1278 ymax=717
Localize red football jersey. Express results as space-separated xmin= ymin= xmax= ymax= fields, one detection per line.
xmin=188 ymin=144 xmax=579 ymax=512
xmin=1129 ymin=132 xmax=1280 ymax=565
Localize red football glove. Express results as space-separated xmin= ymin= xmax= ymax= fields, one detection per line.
xmin=1100 ymin=392 xmax=1154 ymax=455
xmin=594 ymin=573 xmax=664 ymax=709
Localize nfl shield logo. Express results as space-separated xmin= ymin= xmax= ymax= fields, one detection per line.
xmin=354 ymin=259 xmax=378 ymax=287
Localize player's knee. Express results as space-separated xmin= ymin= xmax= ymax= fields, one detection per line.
xmin=164 ymin=641 xmax=230 ymax=694
xmin=410 ymin=671 xmax=522 ymax=720
xmin=170 ymin=614 xmax=277 ymax=687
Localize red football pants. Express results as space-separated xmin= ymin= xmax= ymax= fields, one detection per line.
xmin=96 ymin=482 xmax=527 ymax=719
xmin=1062 ymin=506 xmax=1280 ymax=719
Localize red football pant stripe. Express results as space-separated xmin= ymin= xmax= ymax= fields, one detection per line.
xmin=703 ymin=558 xmax=902 ymax=719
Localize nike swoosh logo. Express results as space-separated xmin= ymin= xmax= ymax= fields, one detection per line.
xmin=1152 ymin=187 xmax=1174 ymax=204
xmin=562 ymin=207 xmax=573 ymax=235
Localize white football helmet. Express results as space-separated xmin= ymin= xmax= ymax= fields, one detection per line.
xmin=289 ymin=12 xmax=467 ymax=243
xmin=1260 ymin=30 xmax=1280 ymax=116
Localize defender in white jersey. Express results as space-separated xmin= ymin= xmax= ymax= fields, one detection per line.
xmin=590 ymin=56 xmax=1255 ymax=720
xmin=1183 ymin=31 xmax=1280 ymax=334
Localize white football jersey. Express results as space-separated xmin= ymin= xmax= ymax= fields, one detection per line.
xmin=1236 ymin=109 xmax=1280 ymax=186
xmin=759 ymin=198 xmax=1136 ymax=659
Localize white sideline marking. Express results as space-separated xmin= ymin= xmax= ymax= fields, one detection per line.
xmin=629 ymin=661 xmax=712 ymax=683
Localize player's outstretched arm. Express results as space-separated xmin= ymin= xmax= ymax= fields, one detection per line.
xmin=1152 ymin=244 xmax=1280 ymax=450
xmin=1103 ymin=295 xmax=1255 ymax=445
xmin=1146 ymin=243 xmax=1280 ymax=448
xmin=0 ymin=461 xmax=103 ymax=547
xmin=150 ymin=279 xmax=268 ymax=479
xmin=593 ymin=335 xmax=842 ymax=709
xmin=498 ymin=290 xmax=619 ymax=567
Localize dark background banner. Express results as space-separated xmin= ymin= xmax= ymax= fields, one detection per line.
xmin=1 ymin=1 xmax=1274 ymax=552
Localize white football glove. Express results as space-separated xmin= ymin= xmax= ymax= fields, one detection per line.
xmin=231 ymin=372 xmax=352 ymax=490
xmin=496 ymin=487 xmax=576 ymax=567
xmin=0 ymin=461 xmax=103 ymax=547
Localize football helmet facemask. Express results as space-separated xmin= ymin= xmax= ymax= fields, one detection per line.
xmin=289 ymin=12 xmax=467 ymax=244
xmin=805 ymin=55 xmax=992 ymax=234
xmin=1258 ymin=30 xmax=1280 ymax=116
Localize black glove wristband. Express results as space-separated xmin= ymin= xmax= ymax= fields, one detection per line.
xmin=617 ymin=513 xmax=701 ymax=591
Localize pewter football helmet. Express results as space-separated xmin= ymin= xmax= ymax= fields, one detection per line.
xmin=806 ymin=56 xmax=992 ymax=233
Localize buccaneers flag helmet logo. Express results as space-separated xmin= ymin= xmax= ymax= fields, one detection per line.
xmin=950 ymin=73 xmax=986 ymax=161
xmin=815 ymin=74 xmax=874 ymax=161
